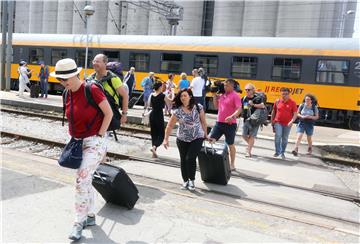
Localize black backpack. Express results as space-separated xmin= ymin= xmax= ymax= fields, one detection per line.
xmin=242 ymin=92 xmax=269 ymax=127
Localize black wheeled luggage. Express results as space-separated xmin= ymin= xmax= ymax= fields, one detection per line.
xmin=92 ymin=163 xmax=139 ymax=209
xmin=30 ymin=83 xmax=40 ymax=98
xmin=128 ymin=93 xmax=143 ymax=108
xmin=198 ymin=143 xmax=231 ymax=185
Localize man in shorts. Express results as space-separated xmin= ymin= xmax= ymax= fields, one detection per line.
xmin=242 ymin=83 xmax=265 ymax=157
xmin=209 ymin=79 xmax=242 ymax=171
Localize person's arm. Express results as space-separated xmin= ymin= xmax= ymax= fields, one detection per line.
xmin=225 ymin=106 xmax=242 ymax=123
xmin=116 ymin=85 xmax=129 ymax=124
xmin=271 ymin=101 xmax=277 ymax=124
xmin=213 ymin=94 xmax=219 ymax=109
xmin=199 ymin=108 xmax=208 ymax=139
xmin=97 ymin=99 xmax=113 ymax=136
xmin=162 ymin=114 xmax=178 ymax=149
xmin=311 ymin=107 xmax=320 ymax=120
xmin=287 ymin=103 xmax=298 ymax=127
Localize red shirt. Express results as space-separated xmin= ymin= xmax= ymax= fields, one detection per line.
xmin=274 ymin=98 xmax=297 ymax=126
xmin=65 ymin=83 xmax=106 ymax=138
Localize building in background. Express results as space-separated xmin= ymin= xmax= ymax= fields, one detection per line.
xmin=7 ymin=0 xmax=358 ymax=38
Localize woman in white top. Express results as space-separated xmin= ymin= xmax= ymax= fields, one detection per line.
xmin=17 ymin=61 xmax=31 ymax=97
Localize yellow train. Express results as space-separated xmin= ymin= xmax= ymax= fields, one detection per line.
xmin=8 ymin=33 xmax=360 ymax=130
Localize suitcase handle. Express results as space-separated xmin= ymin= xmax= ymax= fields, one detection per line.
xmin=93 ymin=170 xmax=106 ymax=182
xmin=203 ymin=141 xmax=216 ymax=155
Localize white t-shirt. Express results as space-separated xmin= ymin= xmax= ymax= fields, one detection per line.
xmin=18 ymin=66 xmax=29 ymax=84
xmin=191 ymin=76 xmax=205 ymax=97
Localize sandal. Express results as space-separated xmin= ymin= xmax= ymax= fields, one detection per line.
xmin=292 ymin=148 xmax=298 ymax=156
xmin=306 ymin=147 xmax=312 ymax=155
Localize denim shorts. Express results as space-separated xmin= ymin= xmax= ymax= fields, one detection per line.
xmin=296 ymin=121 xmax=314 ymax=136
xmin=209 ymin=122 xmax=237 ymax=145
xmin=242 ymin=120 xmax=260 ymax=137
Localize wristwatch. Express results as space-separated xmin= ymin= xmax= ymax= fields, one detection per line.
xmin=122 ymin=111 xmax=128 ymax=116
xmin=97 ymin=133 xmax=105 ymax=138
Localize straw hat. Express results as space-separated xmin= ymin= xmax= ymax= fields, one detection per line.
xmin=50 ymin=58 xmax=82 ymax=79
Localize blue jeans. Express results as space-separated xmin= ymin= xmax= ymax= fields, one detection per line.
xmin=40 ymin=79 xmax=48 ymax=97
xmin=274 ymin=122 xmax=292 ymax=155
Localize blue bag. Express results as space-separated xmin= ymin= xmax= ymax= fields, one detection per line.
xmin=58 ymin=137 xmax=83 ymax=169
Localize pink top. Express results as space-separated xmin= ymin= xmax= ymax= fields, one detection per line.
xmin=217 ymin=91 xmax=242 ymax=124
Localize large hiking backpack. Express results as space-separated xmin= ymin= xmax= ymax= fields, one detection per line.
xmin=243 ymin=92 xmax=269 ymax=126
xmin=106 ymin=62 xmax=124 ymax=81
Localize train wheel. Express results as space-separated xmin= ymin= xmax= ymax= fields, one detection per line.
xmin=348 ymin=116 xmax=360 ymax=131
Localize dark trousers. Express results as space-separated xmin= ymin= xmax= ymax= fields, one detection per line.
xmin=176 ymin=138 xmax=204 ymax=182
xmin=150 ymin=112 xmax=164 ymax=148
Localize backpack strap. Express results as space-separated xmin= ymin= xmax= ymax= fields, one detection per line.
xmin=298 ymin=103 xmax=304 ymax=113
xmin=62 ymin=89 xmax=68 ymax=126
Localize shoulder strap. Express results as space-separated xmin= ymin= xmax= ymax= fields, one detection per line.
xmin=62 ymin=89 xmax=68 ymax=126
xmin=84 ymin=83 xmax=101 ymax=111
xmin=299 ymin=103 xmax=304 ymax=112
xmin=195 ymin=103 xmax=200 ymax=114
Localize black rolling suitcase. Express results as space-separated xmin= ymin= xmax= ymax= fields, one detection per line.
xmin=198 ymin=143 xmax=231 ymax=185
xmin=30 ymin=83 xmax=40 ymax=98
xmin=128 ymin=93 xmax=143 ymax=108
xmin=92 ymin=163 xmax=139 ymax=209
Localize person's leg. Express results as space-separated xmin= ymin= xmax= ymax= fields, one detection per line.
xmin=247 ymin=136 xmax=255 ymax=155
xmin=39 ymin=80 xmax=44 ymax=97
xmin=224 ymin=123 xmax=237 ymax=167
xmin=228 ymin=144 xmax=236 ymax=169
xmin=70 ymin=136 xmax=107 ymax=240
xmin=208 ymin=122 xmax=223 ymax=143
xmin=274 ymin=123 xmax=282 ymax=156
xmin=186 ymin=138 xmax=204 ymax=183
xmin=176 ymin=139 xmax=190 ymax=183
xmin=18 ymin=81 xmax=24 ymax=96
xmin=281 ymin=125 xmax=292 ymax=156
xmin=24 ymin=83 xmax=31 ymax=92
xmin=247 ymin=124 xmax=259 ymax=156
xmin=305 ymin=123 xmax=314 ymax=154
xmin=44 ymin=81 xmax=48 ymax=98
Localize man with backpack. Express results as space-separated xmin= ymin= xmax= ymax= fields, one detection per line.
xmin=90 ymin=54 xmax=129 ymax=126
xmin=241 ymin=83 xmax=266 ymax=157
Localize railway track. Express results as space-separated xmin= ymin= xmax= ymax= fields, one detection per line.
xmin=2 ymin=106 xmax=359 ymax=170
xmin=1 ymin=130 xmax=359 ymax=226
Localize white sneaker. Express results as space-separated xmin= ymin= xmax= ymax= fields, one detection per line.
xmin=180 ymin=181 xmax=188 ymax=190
xmin=188 ymin=180 xmax=195 ymax=191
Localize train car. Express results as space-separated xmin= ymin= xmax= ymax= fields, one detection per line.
xmin=8 ymin=33 xmax=360 ymax=130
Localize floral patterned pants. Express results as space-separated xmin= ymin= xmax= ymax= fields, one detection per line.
xmin=75 ymin=135 xmax=107 ymax=223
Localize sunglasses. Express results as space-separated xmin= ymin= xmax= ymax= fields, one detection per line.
xmin=245 ymin=89 xmax=253 ymax=91
xmin=56 ymin=77 xmax=69 ymax=82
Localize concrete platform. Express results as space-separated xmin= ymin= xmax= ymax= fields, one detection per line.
xmin=2 ymin=148 xmax=359 ymax=243
xmin=1 ymin=90 xmax=360 ymax=146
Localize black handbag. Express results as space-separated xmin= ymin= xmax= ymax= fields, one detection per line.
xmin=58 ymin=92 xmax=83 ymax=169
xmin=58 ymin=137 xmax=83 ymax=169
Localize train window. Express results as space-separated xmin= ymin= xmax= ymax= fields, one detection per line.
xmin=51 ymin=49 xmax=67 ymax=66
xmin=231 ymin=56 xmax=257 ymax=78
xmin=129 ymin=53 xmax=150 ymax=72
xmin=161 ymin=53 xmax=182 ymax=73
xmin=29 ymin=48 xmax=44 ymax=64
xmin=272 ymin=58 xmax=301 ymax=81
xmin=316 ymin=60 xmax=349 ymax=84
xmin=194 ymin=55 xmax=218 ymax=76
xmin=104 ymin=51 xmax=120 ymax=62
xmin=75 ymin=50 xmax=93 ymax=68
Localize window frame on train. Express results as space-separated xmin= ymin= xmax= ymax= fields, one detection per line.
xmin=194 ymin=55 xmax=218 ymax=76
xmin=231 ymin=56 xmax=258 ymax=79
xmin=272 ymin=58 xmax=302 ymax=81
xmin=75 ymin=50 xmax=93 ymax=69
xmin=104 ymin=51 xmax=120 ymax=62
xmin=29 ymin=48 xmax=44 ymax=65
xmin=129 ymin=52 xmax=150 ymax=72
xmin=51 ymin=49 xmax=68 ymax=66
xmin=315 ymin=59 xmax=349 ymax=84
xmin=160 ymin=53 xmax=182 ymax=73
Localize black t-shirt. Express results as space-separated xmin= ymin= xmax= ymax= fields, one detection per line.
xmin=242 ymin=93 xmax=264 ymax=120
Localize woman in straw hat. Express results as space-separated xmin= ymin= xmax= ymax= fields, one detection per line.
xmin=50 ymin=58 xmax=113 ymax=241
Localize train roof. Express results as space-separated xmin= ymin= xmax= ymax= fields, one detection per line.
xmin=9 ymin=33 xmax=360 ymax=57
